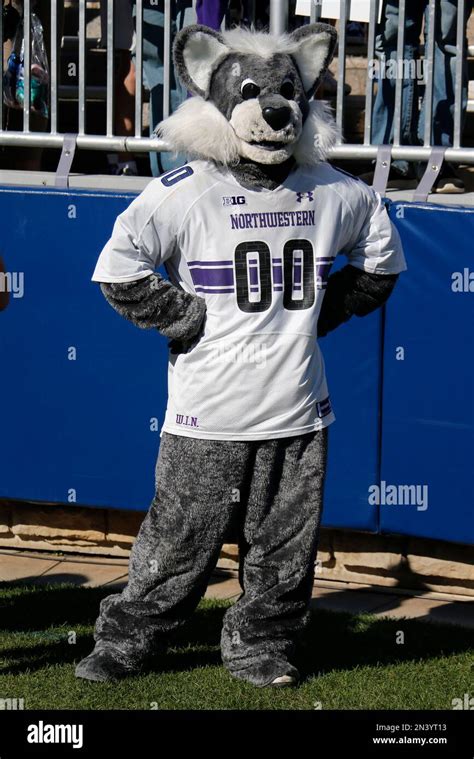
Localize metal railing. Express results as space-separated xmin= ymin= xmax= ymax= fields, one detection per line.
xmin=0 ymin=0 xmax=166 ymax=154
xmin=304 ymin=0 xmax=474 ymax=165
xmin=0 ymin=0 xmax=473 ymax=170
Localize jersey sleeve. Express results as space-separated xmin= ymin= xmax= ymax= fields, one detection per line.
xmin=341 ymin=183 xmax=407 ymax=275
xmin=91 ymin=179 xmax=179 ymax=283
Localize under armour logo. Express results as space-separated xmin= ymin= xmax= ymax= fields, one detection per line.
xmin=296 ymin=191 xmax=314 ymax=202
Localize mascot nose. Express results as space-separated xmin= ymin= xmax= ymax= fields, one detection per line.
xmin=262 ymin=105 xmax=292 ymax=131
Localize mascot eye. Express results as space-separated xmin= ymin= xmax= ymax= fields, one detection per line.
xmin=280 ymin=80 xmax=295 ymax=100
xmin=241 ymin=79 xmax=261 ymax=99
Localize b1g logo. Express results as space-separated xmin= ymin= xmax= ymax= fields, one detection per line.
xmin=223 ymin=195 xmax=246 ymax=206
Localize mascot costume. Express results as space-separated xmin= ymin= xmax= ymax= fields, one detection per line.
xmin=76 ymin=22 xmax=406 ymax=687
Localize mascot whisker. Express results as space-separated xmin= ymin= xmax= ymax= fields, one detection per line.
xmin=76 ymin=23 xmax=406 ymax=688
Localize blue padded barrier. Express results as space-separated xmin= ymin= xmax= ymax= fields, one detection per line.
xmin=0 ymin=187 xmax=167 ymax=510
xmin=320 ymin=253 xmax=381 ymax=531
xmin=382 ymin=201 xmax=474 ymax=544
xmin=0 ymin=187 xmax=472 ymax=546
xmin=0 ymin=186 xmax=381 ymax=530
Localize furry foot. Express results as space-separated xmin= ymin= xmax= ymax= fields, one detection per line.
xmin=75 ymin=647 xmax=141 ymax=683
xmin=227 ymin=658 xmax=300 ymax=688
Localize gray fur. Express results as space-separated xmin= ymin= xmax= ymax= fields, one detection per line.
xmin=205 ymin=52 xmax=307 ymax=189
xmin=173 ymin=23 xmax=337 ymax=100
xmin=75 ymin=646 xmax=142 ymax=682
xmin=165 ymin=25 xmax=337 ymax=184
xmin=76 ymin=427 xmax=328 ymax=685
xmin=100 ymin=273 xmax=206 ymax=341
xmin=208 ymin=52 xmax=309 ymax=122
xmin=318 ymin=265 xmax=399 ymax=338
xmin=80 ymin=23 xmax=401 ymax=688
xmin=165 ymin=24 xmax=337 ymax=168
xmin=230 ymin=156 xmax=297 ymax=191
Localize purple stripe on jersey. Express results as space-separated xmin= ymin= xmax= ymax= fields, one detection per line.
xmin=190 ymin=267 xmax=234 ymax=287
xmin=188 ymin=260 xmax=233 ymax=267
xmin=316 ymin=259 xmax=333 ymax=290
xmin=249 ymin=265 xmax=259 ymax=286
xmin=273 ymin=266 xmax=283 ymax=285
xmin=315 ymin=257 xmax=334 ymax=262
xmin=195 ymin=286 xmax=235 ymax=294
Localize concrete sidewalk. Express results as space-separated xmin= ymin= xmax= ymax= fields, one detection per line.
xmin=1 ymin=547 xmax=473 ymax=629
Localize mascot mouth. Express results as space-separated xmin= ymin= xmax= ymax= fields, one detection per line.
xmin=249 ymin=139 xmax=290 ymax=151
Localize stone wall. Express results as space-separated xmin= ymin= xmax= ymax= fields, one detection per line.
xmin=0 ymin=501 xmax=472 ymax=597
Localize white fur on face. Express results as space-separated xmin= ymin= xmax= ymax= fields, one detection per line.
xmin=238 ymin=139 xmax=295 ymax=164
xmin=229 ymin=99 xmax=302 ymax=165
xmin=156 ymin=97 xmax=241 ymax=165
xmin=293 ymin=100 xmax=341 ymax=164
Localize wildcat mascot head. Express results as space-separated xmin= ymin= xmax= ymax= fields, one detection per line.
xmin=157 ymin=23 xmax=339 ymax=169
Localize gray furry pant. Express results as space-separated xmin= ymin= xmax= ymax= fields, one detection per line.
xmin=93 ymin=428 xmax=328 ymax=680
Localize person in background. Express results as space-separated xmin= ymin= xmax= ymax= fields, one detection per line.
xmin=346 ymin=19 xmax=366 ymax=45
xmin=196 ymin=1 xmax=263 ymax=30
xmin=196 ymin=0 xmax=229 ymax=28
xmin=132 ymin=0 xmax=194 ymax=176
xmin=100 ymin=0 xmax=137 ymax=176
xmin=100 ymin=1 xmax=198 ymax=177
xmin=371 ymin=0 xmax=473 ymax=193
xmin=2 ymin=0 xmax=63 ymax=170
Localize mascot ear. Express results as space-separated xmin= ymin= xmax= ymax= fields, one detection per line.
xmin=173 ymin=24 xmax=230 ymax=98
xmin=289 ymin=23 xmax=338 ymax=98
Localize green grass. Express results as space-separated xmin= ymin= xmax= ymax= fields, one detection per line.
xmin=0 ymin=582 xmax=472 ymax=710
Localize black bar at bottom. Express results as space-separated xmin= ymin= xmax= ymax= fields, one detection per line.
xmin=0 ymin=709 xmax=473 ymax=756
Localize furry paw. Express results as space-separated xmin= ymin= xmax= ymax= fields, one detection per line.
xmin=75 ymin=647 xmax=141 ymax=683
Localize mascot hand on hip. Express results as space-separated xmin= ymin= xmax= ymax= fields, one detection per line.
xmin=76 ymin=23 xmax=406 ymax=688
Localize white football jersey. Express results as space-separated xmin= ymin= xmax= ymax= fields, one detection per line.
xmin=92 ymin=159 xmax=406 ymax=441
